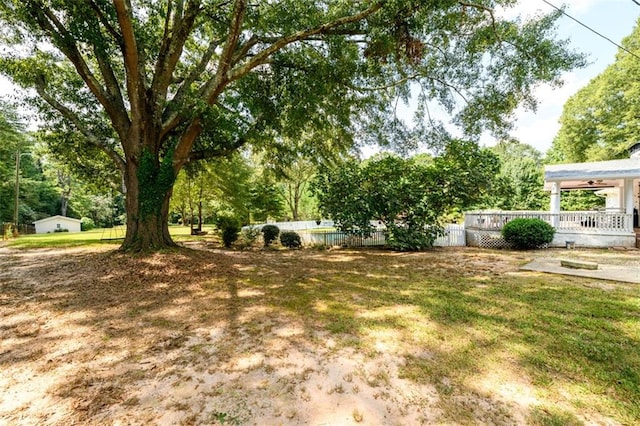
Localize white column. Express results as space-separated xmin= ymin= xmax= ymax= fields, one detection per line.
xmin=550 ymin=181 xmax=560 ymax=227
xmin=625 ymin=179 xmax=634 ymax=214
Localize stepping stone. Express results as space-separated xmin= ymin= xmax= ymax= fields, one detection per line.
xmin=560 ymin=259 xmax=598 ymax=270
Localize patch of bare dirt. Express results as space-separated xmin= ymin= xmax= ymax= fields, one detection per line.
xmin=0 ymin=245 xmax=633 ymax=425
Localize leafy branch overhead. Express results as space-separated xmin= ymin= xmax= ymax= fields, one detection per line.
xmin=0 ymin=0 xmax=585 ymax=251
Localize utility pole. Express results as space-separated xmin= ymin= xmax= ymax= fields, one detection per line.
xmin=14 ymin=149 xmax=20 ymax=227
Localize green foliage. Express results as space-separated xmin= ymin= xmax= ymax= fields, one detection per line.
xmin=0 ymin=107 xmax=66 ymax=225
xmin=0 ymin=1 xmax=585 ymax=250
xmin=80 ymin=217 xmax=95 ymax=231
xmin=486 ymin=140 xmax=547 ymax=210
xmin=502 ymin=218 xmax=555 ymax=250
xmin=239 ymin=226 xmax=261 ymax=249
xmin=216 ymin=215 xmax=241 ymax=248
xmin=280 ymin=231 xmax=302 ymax=249
xmin=249 ymin=177 xmax=285 ymax=223
xmin=560 ymin=191 xmax=605 ymax=211
xmin=53 ymin=228 xmax=69 ymax=233
xmin=549 ymin=18 xmax=640 ymax=163
xmin=171 ymin=155 xmax=254 ymax=227
xmin=261 ymin=224 xmax=280 ymax=247
xmin=137 ymin=149 xmax=175 ymax=219
xmin=386 ymin=226 xmax=442 ymax=252
xmin=313 ymin=141 xmax=499 ymax=251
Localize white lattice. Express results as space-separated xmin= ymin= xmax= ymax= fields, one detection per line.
xmin=467 ymin=230 xmax=511 ymax=248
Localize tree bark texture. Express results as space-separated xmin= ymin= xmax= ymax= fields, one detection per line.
xmin=120 ymin=158 xmax=177 ymax=251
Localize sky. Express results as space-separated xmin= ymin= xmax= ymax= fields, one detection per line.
xmin=1 ymin=1 xmax=639 ymax=156
xmin=490 ymin=0 xmax=640 ymax=153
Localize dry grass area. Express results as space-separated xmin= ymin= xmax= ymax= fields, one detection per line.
xmin=1 ymin=243 xmax=639 ymax=425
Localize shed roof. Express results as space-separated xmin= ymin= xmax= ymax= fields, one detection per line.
xmin=33 ymin=215 xmax=82 ymax=224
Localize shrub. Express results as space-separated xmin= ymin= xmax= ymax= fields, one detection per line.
xmin=53 ymin=228 xmax=69 ymax=233
xmin=502 ymin=218 xmax=555 ymax=249
xmin=81 ymin=217 xmax=95 ymax=231
xmin=239 ymin=226 xmax=261 ymax=249
xmin=385 ymin=225 xmax=441 ymax=251
xmin=261 ymin=224 xmax=280 ymax=247
xmin=280 ymin=231 xmax=302 ymax=248
xmin=216 ymin=215 xmax=241 ymax=248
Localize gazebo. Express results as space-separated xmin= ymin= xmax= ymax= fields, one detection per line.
xmin=465 ymin=143 xmax=640 ymax=248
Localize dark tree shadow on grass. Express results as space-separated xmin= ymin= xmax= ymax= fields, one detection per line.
xmin=1 ymin=246 xmax=639 ymax=424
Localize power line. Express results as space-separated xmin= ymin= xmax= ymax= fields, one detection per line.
xmin=541 ymin=0 xmax=640 ymax=61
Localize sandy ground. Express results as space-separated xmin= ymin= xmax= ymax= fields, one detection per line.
xmin=0 ymin=243 xmax=636 ymax=425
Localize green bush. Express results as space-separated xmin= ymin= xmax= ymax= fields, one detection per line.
xmin=261 ymin=224 xmax=280 ymax=247
xmin=502 ymin=218 xmax=555 ymax=249
xmin=216 ymin=215 xmax=241 ymax=248
xmin=385 ymin=225 xmax=441 ymax=251
xmin=53 ymin=228 xmax=69 ymax=233
xmin=280 ymin=231 xmax=302 ymax=248
xmin=81 ymin=217 xmax=95 ymax=231
xmin=239 ymin=226 xmax=261 ymax=249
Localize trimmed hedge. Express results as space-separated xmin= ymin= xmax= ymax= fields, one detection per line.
xmin=216 ymin=215 xmax=241 ymax=248
xmin=502 ymin=218 xmax=555 ymax=250
xmin=261 ymin=224 xmax=280 ymax=246
xmin=280 ymin=231 xmax=301 ymax=248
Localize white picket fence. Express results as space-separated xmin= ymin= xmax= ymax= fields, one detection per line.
xmin=433 ymin=224 xmax=466 ymax=247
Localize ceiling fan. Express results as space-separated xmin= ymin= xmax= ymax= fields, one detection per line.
xmin=572 ymin=179 xmax=612 ymax=188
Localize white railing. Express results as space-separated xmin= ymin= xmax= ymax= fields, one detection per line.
xmin=465 ymin=211 xmax=633 ymax=233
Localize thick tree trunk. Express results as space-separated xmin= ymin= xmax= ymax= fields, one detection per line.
xmin=60 ymin=197 xmax=68 ymax=216
xmin=120 ymin=160 xmax=177 ymax=251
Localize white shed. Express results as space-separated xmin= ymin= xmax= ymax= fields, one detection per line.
xmin=33 ymin=215 xmax=82 ymax=234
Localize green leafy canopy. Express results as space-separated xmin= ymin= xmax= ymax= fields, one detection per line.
xmin=312 ymin=141 xmax=500 ymax=251
xmin=0 ymin=1 xmax=585 ymax=250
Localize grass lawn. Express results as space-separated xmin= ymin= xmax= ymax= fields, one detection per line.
xmin=3 ymin=224 xmax=216 ymax=249
xmin=0 ymin=244 xmax=639 ymax=424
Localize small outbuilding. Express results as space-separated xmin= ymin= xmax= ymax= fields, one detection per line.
xmin=33 ymin=215 xmax=82 ymax=234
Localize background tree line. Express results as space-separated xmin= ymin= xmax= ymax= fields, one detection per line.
xmin=2 ymin=91 xmax=557 ymax=234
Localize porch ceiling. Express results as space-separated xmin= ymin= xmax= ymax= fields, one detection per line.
xmin=544 ymin=158 xmax=640 ymax=191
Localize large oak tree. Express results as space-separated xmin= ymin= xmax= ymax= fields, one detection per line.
xmin=0 ymin=0 xmax=582 ymax=250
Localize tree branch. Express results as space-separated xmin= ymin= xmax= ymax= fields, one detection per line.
xmin=186 ymin=137 xmax=247 ymax=162
xmin=27 ymin=2 xmax=130 ymax=139
xmin=152 ymin=0 xmax=201 ymax=111
xmin=227 ymin=2 xmax=383 ymax=82
xmin=173 ymin=0 xmax=248 ymax=169
xmin=204 ymin=0 xmax=247 ymax=103
xmin=93 ymin=45 xmax=129 ymax=138
xmin=348 ymin=74 xmax=420 ymax=92
xmin=175 ymin=1 xmax=384 ymax=170
xmin=87 ymin=0 xmax=123 ymax=46
xmin=160 ymin=38 xmax=221 ymax=140
xmin=459 ymin=1 xmax=501 ymax=42
xmin=35 ymin=75 xmax=126 ymax=174
xmin=113 ymin=0 xmax=145 ymax=135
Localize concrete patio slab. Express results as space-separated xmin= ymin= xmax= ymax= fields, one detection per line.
xmin=521 ymin=257 xmax=640 ymax=284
